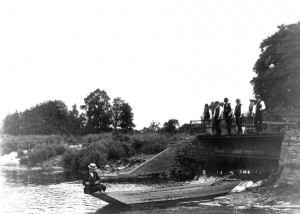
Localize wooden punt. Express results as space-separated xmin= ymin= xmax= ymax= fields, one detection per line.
xmin=88 ymin=180 xmax=240 ymax=206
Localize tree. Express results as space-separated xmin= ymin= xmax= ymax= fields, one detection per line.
xmin=67 ymin=104 xmax=83 ymax=135
xmin=148 ymin=121 xmax=161 ymax=131
xmin=81 ymin=89 xmax=112 ymax=133
xmin=111 ymin=97 xmax=124 ymax=129
xmin=163 ymin=119 xmax=180 ymax=133
xmin=119 ymin=102 xmax=135 ymax=130
xmin=3 ymin=100 xmax=71 ymax=135
xmin=251 ymin=22 xmax=300 ymax=108
xmin=112 ymin=97 xmax=135 ymax=130
xmin=2 ymin=111 xmax=22 ymax=135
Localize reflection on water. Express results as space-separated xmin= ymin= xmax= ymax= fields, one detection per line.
xmin=0 ymin=161 xmax=299 ymax=213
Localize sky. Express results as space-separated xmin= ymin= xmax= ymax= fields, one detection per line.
xmin=0 ymin=0 xmax=299 ymax=129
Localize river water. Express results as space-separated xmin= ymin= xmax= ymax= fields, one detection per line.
xmin=0 ymin=152 xmax=299 ymax=214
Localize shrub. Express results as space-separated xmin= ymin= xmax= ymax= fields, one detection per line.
xmin=27 ymin=146 xmax=57 ymax=164
xmin=62 ymin=141 xmax=108 ymax=172
xmin=62 ymin=148 xmax=80 ymax=172
xmin=54 ymin=144 xmax=67 ymax=155
xmin=130 ymin=133 xmax=169 ymax=154
xmin=172 ymin=139 xmax=216 ymax=179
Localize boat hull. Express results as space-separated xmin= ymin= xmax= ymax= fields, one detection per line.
xmin=89 ymin=180 xmax=240 ymax=206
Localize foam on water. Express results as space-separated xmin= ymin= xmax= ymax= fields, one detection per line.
xmin=0 ymin=151 xmax=20 ymax=165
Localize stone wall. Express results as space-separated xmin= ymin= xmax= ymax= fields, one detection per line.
xmin=278 ymin=129 xmax=300 ymax=186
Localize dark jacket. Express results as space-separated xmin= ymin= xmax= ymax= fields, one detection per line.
xmin=82 ymin=171 xmax=101 ymax=187
xmin=224 ymin=103 xmax=232 ymax=118
xmin=204 ymin=109 xmax=210 ymax=120
xmin=235 ymin=104 xmax=242 ymax=118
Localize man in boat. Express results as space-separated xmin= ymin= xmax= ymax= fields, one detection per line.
xmin=83 ymin=163 xmax=106 ymax=194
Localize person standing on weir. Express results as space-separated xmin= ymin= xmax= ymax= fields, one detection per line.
xmin=254 ymin=95 xmax=266 ymax=133
xmin=223 ymin=98 xmax=233 ymax=135
xmin=213 ymin=101 xmax=223 ymax=135
xmin=203 ymin=104 xmax=212 ymax=135
xmin=235 ymin=99 xmax=243 ymax=134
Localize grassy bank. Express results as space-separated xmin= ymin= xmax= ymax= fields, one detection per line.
xmin=0 ymin=132 xmax=184 ymax=172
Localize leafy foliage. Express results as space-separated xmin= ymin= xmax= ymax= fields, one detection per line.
xmin=112 ymin=98 xmax=135 ymax=130
xmin=81 ymin=89 xmax=112 ymax=133
xmin=171 ymin=140 xmax=216 ymax=178
xmin=2 ymin=101 xmax=82 ymax=135
xmin=163 ymin=119 xmax=180 ymax=133
xmin=251 ymin=22 xmax=300 ymax=108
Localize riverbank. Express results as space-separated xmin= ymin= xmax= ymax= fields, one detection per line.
xmin=0 ymin=133 xmax=186 ymax=173
xmin=38 ymin=153 xmax=155 ymax=175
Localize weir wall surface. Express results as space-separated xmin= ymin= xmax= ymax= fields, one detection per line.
xmin=278 ymin=129 xmax=300 ymax=186
xmin=121 ymin=134 xmax=284 ymax=177
xmin=196 ymin=134 xmax=283 ymax=160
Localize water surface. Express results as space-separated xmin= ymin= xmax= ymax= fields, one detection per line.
xmin=0 ymin=153 xmax=299 ymax=213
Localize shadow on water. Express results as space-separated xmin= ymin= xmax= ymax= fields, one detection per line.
xmin=93 ymin=202 xmax=282 ymax=214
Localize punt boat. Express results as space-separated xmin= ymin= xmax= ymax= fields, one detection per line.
xmin=86 ymin=179 xmax=240 ymax=206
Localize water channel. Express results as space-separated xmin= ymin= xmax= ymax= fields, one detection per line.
xmin=1 ymin=152 xmax=299 ymax=213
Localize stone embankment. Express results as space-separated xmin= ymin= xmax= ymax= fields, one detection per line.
xmin=278 ymin=129 xmax=300 ymax=187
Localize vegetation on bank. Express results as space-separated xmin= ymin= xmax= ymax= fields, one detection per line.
xmin=0 ymin=132 xmax=185 ymax=172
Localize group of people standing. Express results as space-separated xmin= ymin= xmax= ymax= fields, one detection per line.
xmin=203 ymin=95 xmax=266 ymax=135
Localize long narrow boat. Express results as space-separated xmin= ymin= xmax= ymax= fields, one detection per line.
xmin=87 ymin=179 xmax=240 ymax=206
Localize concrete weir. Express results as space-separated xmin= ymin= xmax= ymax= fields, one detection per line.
xmin=196 ymin=134 xmax=283 ymax=160
xmin=120 ymin=130 xmax=300 ymax=186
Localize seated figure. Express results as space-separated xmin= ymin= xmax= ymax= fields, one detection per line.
xmin=83 ymin=163 xmax=106 ymax=194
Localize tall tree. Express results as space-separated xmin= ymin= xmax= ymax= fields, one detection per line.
xmin=81 ymin=89 xmax=112 ymax=133
xmin=251 ymin=22 xmax=300 ymax=108
xmin=111 ymin=97 xmax=124 ymax=129
xmin=119 ymin=102 xmax=135 ymax=130
xmin=112 ymin=97 xmax=135 ymax=130
xmin=67 ymin=104 xmax=83 ymax=135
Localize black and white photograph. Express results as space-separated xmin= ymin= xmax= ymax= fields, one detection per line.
xmin=0 ymin=0 xmax=300 ymax=213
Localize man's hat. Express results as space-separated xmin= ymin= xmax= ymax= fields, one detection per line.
xmin=88 ymin=163 xmax=97 ymax=169
xmin=236 ymin=98 xmax=240 ymax=102
xmin=224 ymin=97 xmax=229 ymax=102
xmin=205 ymin=103 xmax=209 ymax=107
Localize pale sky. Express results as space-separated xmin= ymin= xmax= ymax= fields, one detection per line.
xmin=0 ymin=0 xmax=299 ymax=129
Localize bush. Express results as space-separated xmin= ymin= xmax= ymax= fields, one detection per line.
xmin=62 ymin=141 xmax=107 ymax=172
xmin=27 ymin=146 xmax=57 ymax=164
xmin=130 ymin=133 xmax=169 ymax=154
xmin=171 ymin=139 xmax=216 ymax=179
xmin=62 ymin=148 xmax=80 ymax=172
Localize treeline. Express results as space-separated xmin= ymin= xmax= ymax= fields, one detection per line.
xmin=2 ymin=89 xmax=135 ymax=135
xmin=2 ymin=88 xmax=188 ymax=136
